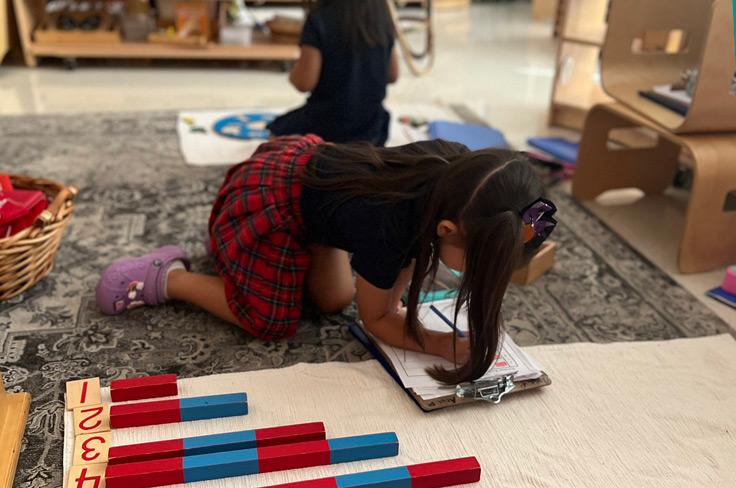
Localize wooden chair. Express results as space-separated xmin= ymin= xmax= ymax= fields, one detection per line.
xmin=600 ymin=0 xmax=736 ymax=134
xmin=572 ymin=0 xmax=736 ymax=273
xmin=573 ymin=103 xmax=736 ymax=273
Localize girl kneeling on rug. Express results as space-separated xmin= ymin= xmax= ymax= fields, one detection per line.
xmin=96 ymin=135 xmax=557 ymax=384
xmin=267 ymin=0 xmax=399 ymax=146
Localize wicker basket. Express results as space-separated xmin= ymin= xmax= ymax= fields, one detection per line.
xmin=0 ymin=175 xmax=78 ymax=301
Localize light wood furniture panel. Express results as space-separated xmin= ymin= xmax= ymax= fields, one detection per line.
xmin=573 ymin=103 xmax=736 ymax=273
xmin=434 ymin=0 xmax=469 ymax=10
xmin=549 ymin=41 xmax=611 ymax=129
xmin=1 ymin=0 xmax=9 ymax=63
xmin=548 ymin=0 xmax=612 ymax=129
xmin=0 ymin=374 xmax=31 ymax=488
xmin=553 ymin=0 xmax=566 ymax=37
xmin=562 ymin=0 xmax=607 ymax=45
xmin=532 ymin=0 xmax=559 ymax=21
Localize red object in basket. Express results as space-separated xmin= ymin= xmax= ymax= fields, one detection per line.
xmin=0 ymin=174 xmax=49 ymax=238
xmin=0 ymin=174 xmax=12 ymax=192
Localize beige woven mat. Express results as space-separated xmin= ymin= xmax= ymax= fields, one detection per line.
xmin=64 ymin=335 xmax=736 ymax=487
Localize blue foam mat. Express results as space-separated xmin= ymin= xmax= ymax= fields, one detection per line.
xmin=428 ymin=121 xmax=509 ymax=151
xmin=527 ymin=137 xmax=579 ymax=163
xmin=706 ymin=287 xmax=736 ymax=309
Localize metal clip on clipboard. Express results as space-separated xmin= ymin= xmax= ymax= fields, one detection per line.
xmin=455 ymin=374 xmax=515 ymax=404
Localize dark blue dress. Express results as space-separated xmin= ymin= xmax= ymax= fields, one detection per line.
xmin=268 ymin=6 xmax=394 ymax=146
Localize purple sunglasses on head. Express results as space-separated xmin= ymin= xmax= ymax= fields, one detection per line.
xmin=520 ymin=198 xmax=557 ymax=246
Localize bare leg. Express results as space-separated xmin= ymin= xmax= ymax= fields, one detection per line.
xmin=167 ymin=270 xmax=240 ymax=326
xmin=167 ymin=246 xmax=353 ymax=322
xmin=306 ymin=245 xmax=355 ymax=313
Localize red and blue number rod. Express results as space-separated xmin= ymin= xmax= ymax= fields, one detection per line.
xmin=109 ymin=392 xmax=248 ymax=429
xmin=104 ymin=432 xmax=399 ymax=488
xmin=110 ymin=374 xmax=179 ymax=402
xmin=265 ymin=457 xmax=482 ymax=488
xmin=107 ymin=422 xmax=326 ymax=465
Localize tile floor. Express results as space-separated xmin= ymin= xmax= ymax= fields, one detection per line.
xmin=1 ymin=1 xmax=734 ymax=328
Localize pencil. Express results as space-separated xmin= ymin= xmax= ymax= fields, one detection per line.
xmin=429 ymin=304 xmax=466 ymax=338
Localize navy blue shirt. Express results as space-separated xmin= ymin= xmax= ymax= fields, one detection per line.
xmin=298 ymin=6 xmax=393 ymax=144
xmin=300 ymin=140 xmax=470 ymax=289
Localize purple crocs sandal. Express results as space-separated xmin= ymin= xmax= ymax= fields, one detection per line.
xmin=96 ymin=245 xmax=190 ymax=315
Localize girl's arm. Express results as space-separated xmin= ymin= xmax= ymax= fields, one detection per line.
xmin=289 ymin=46 xmax=322 ymax=93
xmin=388 ymin=48 xmax=400 ymax=84
xmin=388 ymin=261 xmax=414 ymax=312
xmin=356 ymin=275 xmax=469 ymax=364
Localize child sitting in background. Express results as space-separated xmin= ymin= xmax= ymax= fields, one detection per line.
xmin=96 ymin=135 xmax=557 ymax=385
xmin=267 ymin=0 xmax=399 ymax=146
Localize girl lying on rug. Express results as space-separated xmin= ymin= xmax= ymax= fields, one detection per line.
xmin=267 ymin=0 xmax=399 ymax=146
xmin=96 ymin=135 xmax=557 ymax=384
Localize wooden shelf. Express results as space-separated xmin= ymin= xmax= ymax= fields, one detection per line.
xmin=549 ymin=39 xmax=612 ymax=129
xmin=562 ymin=0 xmax=607 ymax=44
xmin=12 ymin=0 xmax=300 ymax=67
xmin=434 ymin=0 xmax=470 ymax=10
xmin=548 ymin=0 xmax=610 ymax=130
xmin=561 ymin=31 xmax=604 ymax=47
xmin=30 ymin=40 xmax=299 ymax=61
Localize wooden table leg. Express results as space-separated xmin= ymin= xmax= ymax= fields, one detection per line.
xmin=678 ymin=135 xmax=736 ymax=273
xmin=11 ymin=0 xmax=38 ymax=67
xmin=572 ymin=104 xmax=681 ymax=200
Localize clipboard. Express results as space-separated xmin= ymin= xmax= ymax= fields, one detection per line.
xmin=349 ymin=323 xmax=551 ymax=412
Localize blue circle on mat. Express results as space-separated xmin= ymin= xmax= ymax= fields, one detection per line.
xmin=213 ymin=113 xmax=277 ymax=140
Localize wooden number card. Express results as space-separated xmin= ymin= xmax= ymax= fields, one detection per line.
xmin=66 ymin=464 xmax=107 ymax=488
xmin=66 ymin=378 xmax=101 ymax=411
xmin=73 ymin=404 xmax=111 ymax=436
xmin=73 ymin=432 xmax=113 ymax=466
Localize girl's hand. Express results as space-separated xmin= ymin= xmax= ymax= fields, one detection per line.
xmin=356 ymin=274 xmax=470 ymax=366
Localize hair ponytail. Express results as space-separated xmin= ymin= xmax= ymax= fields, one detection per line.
xmin=428 ymin=211 xmax=522 ymax=384
xmin=402 ymin=151 xmax=543 ymax=385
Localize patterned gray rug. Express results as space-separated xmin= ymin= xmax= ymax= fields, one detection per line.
xmin=0 ymin=111 xmax=729 ymax=487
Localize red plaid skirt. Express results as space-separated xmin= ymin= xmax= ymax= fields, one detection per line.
xmin=208 ymin=134 xmax=324 ymax=340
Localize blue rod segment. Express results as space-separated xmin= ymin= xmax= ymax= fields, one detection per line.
xmin=179 ymin=393 xmax=248 ymax=422
xmin=336 ymin=467 xmax=411 ymax=488
xmin=429 ymin=304 xmax=465 ymax=337
xmin=328 ymin=432 xmax=399 ymax=464
xmin=183 ymin=429 xmax=257 ymax=456
xmin=182 ymin=447 xmax=259 ymax=483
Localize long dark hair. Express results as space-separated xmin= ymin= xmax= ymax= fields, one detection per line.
xmin=303 ymin=142 xmax=545 ymax=384
xmin=314 ymin=0 xmax=394 ymax=48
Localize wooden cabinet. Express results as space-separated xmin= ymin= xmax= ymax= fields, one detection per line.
xmin=11 ymin=0 xmax=300 ymax=67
